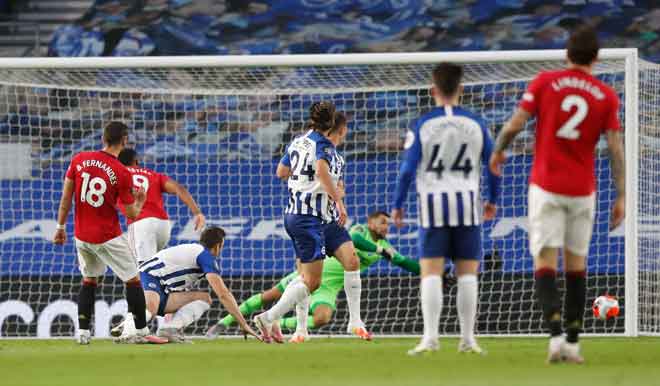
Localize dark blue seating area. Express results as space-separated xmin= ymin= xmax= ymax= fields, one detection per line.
xmin=48 ymin=0 xmax=660 ymax=62
xmin=1 ymin=79 xmax=551 ymax=162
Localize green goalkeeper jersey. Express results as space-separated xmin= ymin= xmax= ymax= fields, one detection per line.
xmin=322 ymin=224 xmax=394 ymax=278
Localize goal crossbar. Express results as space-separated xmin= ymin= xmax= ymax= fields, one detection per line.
xmin=0 ymin=49 xmax=638 ymax=69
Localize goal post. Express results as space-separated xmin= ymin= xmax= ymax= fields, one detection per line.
xmin=624 ymin=50 xmax=639 ymax=337
xmin=0 ymin=49 xmax=656 ymax=338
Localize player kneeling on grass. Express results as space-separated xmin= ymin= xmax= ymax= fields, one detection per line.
xmin=112 ymin=226 xmax=260 ymax=343
xmin=207 ymin=211 xmax=444 ymax=342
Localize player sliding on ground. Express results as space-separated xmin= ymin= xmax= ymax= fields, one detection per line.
xmin=53 ymin=121 xmax=155 ymax=344
xmin=207 ymin=211 xmax=435 ymax=342
xmin=253 ymin=105 xmax=371 ymax=342
xmin=111 ymin=226 xmax=261 ymax=343
xmin=490 ymin=26 xmax=625 ymax=364
xmin=392 ymin=63 xmax=501 ymax=356
xmin=118 ymin=148 xmax=206 ymax=262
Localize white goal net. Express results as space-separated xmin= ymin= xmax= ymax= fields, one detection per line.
xmin=0 ymin=51 xmax=657 ymax=338
xmin=638 ymin=59 xmax=660 ymax=336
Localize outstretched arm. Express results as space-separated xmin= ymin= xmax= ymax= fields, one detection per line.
xmin=207 ymin=273 xmax=261 ymax=340
xmin=382 ymin=245 xmax=455 ymax=287
xmin=349 ymin=230 xmax=379 ymax=253
xmin=386 ymin=248 xmax=455 ymax=288
xmin=349 ymin=227 xmax=420 ymax=274
xmin=384 ymin=247 xmax=455 ymax=288
xmin=388 ymin=251 xmax=420 ymax=275
xmin=164 ymin=179 xmax=205 ymax=231
xmin=53 ymin=178 xmax=74 ymax=245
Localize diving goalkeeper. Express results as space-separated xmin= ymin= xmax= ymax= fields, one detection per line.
xmin=207 ymin=210 xmax=452 ymax=342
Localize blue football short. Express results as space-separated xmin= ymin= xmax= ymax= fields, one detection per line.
xmin=284 ymin=214 xmax=326 ymax=263
xmin=284 ymin=215 xmax=352 ymax=263
xmin=418 ymin=225 xmax=482 ymax=260
xmin=140 ymin=271 xmax=168 ymax=316
xmin=322 ymin=221 xmax=352 ymax=256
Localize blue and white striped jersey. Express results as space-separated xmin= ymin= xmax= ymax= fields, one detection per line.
xmin=280 ymin=129 xmax=345 ymax=223
xmin=139 ymin=243 xmax=220 ymax=293
xmin=393 ymin=105 xmax=501 ymax=228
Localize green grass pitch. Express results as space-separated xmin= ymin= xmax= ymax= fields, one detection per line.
xmin=2 ymin=337 xmax=659 ymax=386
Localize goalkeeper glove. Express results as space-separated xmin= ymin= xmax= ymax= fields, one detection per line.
xmin=376 ymin=245 xmax=397 ymax=260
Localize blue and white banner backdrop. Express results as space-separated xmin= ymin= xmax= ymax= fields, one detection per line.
xmin=0 ymin=155 xmax=623 ymax=278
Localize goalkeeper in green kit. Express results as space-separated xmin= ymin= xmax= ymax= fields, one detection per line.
xmin=207 ymin=210 xmax=447 ymax=343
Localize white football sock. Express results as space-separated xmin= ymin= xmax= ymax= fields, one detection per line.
xmin=295 ymin=294 xmax=311 ymax=333
xmin=421 ymin=275 xmax=443 ymax=343
xmin=264 ymin=280 xmax=310 ymax=323
xmin=344 ymin=270 xmax=362 ymax=326
xmin=457 ymin=274 xmax=478 ymax=345
xmin=164 ymin=300 xmax=210 ymax=330
xmin=288 ymin=275 xmax=303 ymax=289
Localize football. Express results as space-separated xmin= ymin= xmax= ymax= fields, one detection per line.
xmin=592 ymin=295 xmax=620 ymax=320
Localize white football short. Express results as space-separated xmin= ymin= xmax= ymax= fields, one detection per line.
xmin=75 ymin=234 xmax=138 ymax=282
xmin=127 ymin=217 xmax=172 ymax=263
xmin=528 ymin=184 xmax=596 ymax=257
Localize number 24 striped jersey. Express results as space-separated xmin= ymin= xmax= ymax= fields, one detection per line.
xmin=280 ymin=129 xmax=345 ymax=223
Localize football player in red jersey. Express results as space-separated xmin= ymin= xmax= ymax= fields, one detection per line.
xmin=53 ymin=122 xmax=159 ymax=345
xmin=117 ymin=148 xmax=205 ymax=263
xmin=490 ymin=26 xmax=625 ymax=364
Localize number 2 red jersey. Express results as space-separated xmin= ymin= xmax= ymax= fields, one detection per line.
xmin=122 ymin=167 xmax=170 ymax=225
xmin=519 ymin=68 xmax=621 ymax=196
xmin=65 ymin=151 xmax=135 ymax=243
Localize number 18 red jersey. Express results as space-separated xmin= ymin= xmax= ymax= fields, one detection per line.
xmin=519 ymin=68 xmax=621 ymax=196
xmin=65 ymin=150 xmax=135 ymax=243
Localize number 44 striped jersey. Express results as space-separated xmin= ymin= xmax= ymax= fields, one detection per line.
xmin=393 ymin=105 xmax=500 ymax=228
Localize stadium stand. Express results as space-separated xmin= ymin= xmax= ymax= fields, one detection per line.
xmin=40 ymin=1 xmax=660 ymax=61
xmin=2 ymin=1 xmax=659 ymax=60
xmin=0 ymin=1 xmax=88 ymax=56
